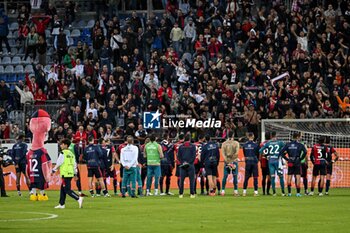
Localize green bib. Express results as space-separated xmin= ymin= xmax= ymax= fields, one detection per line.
xmin=60 ymin=149 xmax=76 ymax=177
xmin=145 ymin=142 xmax=160 ymax=166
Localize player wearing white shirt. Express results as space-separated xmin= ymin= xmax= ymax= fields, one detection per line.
xmin=120 ymin=136 xmax=139 ymax=198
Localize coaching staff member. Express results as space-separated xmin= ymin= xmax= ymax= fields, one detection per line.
xmin=177 ymin=134 xmax=196 ymax=198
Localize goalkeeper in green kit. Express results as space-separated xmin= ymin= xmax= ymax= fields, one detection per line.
xmin=259 ymin=132 xmax=286 ymax=196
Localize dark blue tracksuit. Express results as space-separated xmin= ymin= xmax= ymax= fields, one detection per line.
xmin=177 ymin=141 xmax=196 ymax=195
xmin=279 ymin=140 xmax=307 ymax=194
xmin=201 ymin=141 xmax=220 ymax=176
xmin=11 ymin=142 xmax=28 ymax=174
xmin=83 ymin=144 xmax=104 ymax=178
xmin=279 ymin=140 xmax=307 ymax=175
xmin=243 ymin=140 xmax=260 ymax=190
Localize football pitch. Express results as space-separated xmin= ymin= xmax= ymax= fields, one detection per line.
xmin=0 ymin=189 xmax=350 ymax=233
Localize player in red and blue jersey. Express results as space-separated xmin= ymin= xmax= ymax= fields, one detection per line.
xmin=279 ymin=132 xmax=307 ymax=197
xmin=116 ymin=138 xmax=128 ymax=194
xmin=83 ymin=136 xmax=110 ymax=197
xmin=26 ymin=146 xmax=52 ymax=200
xmin=324 ymin=136 xmax=339 ymax=195
xmin=201 ymin=135 xmax=220 ymax=196
xmin=160 ymin=134 xmax=175 ymax=195
xmin=194 ymin=135 xmax=205 ymax=195
xmin=174 ymin=133 xmax=185 ymax=188
xmin=242 ymin=132 xmax=260 ymax=196
xmin=309 ymin=136 xmax=328 ymax=196
xmin=11 ymin=135 xmax=30 ymax=196
xmin=260 ymin=132 xmax=271 ymax=195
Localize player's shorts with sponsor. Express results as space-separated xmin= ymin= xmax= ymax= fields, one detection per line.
xmin=301 ymin=163 xmax=308 ymax=178
xmin=326 ymin=163 xmax=333 ymax=175
xmin=287 ymin=163 xmax=301 ymax=175
xmin=245 ymin=163 xmax=258 ymax=177
xmin=15 ymin=163 xmax=27 ymax=174
xmin=261 ymin=166 xmax=270 ymax=176
xmin=30 ymin=177 xmax=49 ymax=190
xmin=194 ymin=163 xmax=202 ymax=175
xmin=87 ymin=167 xmax=103 ymax=178
xmin=105 ymin=168 xmax=117 ymax=178
xmin=161 ymin=164 xmax=173 ymax=177
xmin=312 ymin=163 xmax=327 ymax=176
xmin=175 ymin=164 xmax=181 ymax=177
xmin=205 ymin=163 xmax=218 ymax=176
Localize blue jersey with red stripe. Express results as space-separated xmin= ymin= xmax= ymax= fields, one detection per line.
xmin=26 ymin=148 xmax=51 ymax=183
xmin=83 ymin=144 xmax=103 ymax=168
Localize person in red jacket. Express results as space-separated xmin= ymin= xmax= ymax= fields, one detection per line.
xmin=208 ymin=36 xmax=222 ymax=59
xmin=25 ymin=73 xmax=38 ymax=95
xmin=74 ymin=125 xmax=87 ymax=148
xmin=86 ymin=125 xmax=97 ymax=143
xmin=157 ymin=81 xmax=172 ymax=103
xmin=34 ymin=88 xmax=47 ymax=105
xmin=32 ymin=15 xmax=51 ymax=38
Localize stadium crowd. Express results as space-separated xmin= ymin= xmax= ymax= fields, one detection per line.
xmin=0 ymin=0 xmax=350 ymax=143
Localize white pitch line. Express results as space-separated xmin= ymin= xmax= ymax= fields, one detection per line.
xmin=0 ymin=211 xmax=58 ymax=222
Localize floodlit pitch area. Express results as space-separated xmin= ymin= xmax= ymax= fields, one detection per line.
xmin=0 ymin=189 xmax=350 ymax=233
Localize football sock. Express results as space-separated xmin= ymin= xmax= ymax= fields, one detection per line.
xmin=267 ymin=180 xmax=271 ymax=194
xmin=16 ymin=184 xmax=20 ymax=192
xmin=280 ymin=176 xmax=285 ymax=193
xmin=271 ymin=176 xmax=276 ymax=193
xmin=103 ymin=189 xmax=108 ymax=195
xmin=200 ymin=176 xmax=205 ymax=193
xmin=89 ymin=189 xmax=94 ymax=195
xmin=113 ymin=179 xmax=118 ymax=194
xmin=296 ymin=185 xmax=300 ymax=194
xmin=159 ymin=176 xmax=164 ymax=193
xmin=253 ymin=177 xmax=258 ymax=191
xmin=303 ymin=178 xmax=308 ymax=192
xmin=326 ymin=180 xmax=330 ymax=192
xmin=262 ymin=176 xmax=266 ymax=194
xmin=287 ymin=184 xmax=291 ymax=194
xmin=165 ymin=176 xmax=171 ymax=193
xmin=40 ymin=190 xmax=45 ymax=195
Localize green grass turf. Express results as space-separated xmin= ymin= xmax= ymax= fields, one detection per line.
xmin=0 ymin=189 xmax=350 ymax=233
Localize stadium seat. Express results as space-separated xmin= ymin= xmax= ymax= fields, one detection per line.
xmin=7 ymin=31 xmax=13 ymax=39
xmin=22 ymin=57 xmax=31 ymax=65
xmin=45 ymin=29 xmax=51 ymax=38
xmin=12 ymin=56 xmax=21 ymax=65
xmin=68 ymin=37 xmax=74 ymax=46
xmin=1 ymin=57 xmax=11 ymax=65
xmin=44 ymin=65 xmax=52 ymax=73
xmin=7 ymin=74 xmax=16 ymax=82
xmin=11 ymin=48 xmax=18 ymax=55
xmin=77 ymin=20 xmax=86 ymax=28
xmin=16 ymin=74 xmax=25 ymax=82
xmin=8 ymin=39 xmax=16 ymax=47
xmin=4 ymin=66 xmax=14 ymax=74
xmin=0 ymin=74 xmax=7 ymax=81
xmin=14 ymin=65 xmax=24 ymax=74
xmin=0 ymin=66 xmax=4 ymax=73
xmin=87 ymin=19 xmax=95 ymax=28
xmin=24 ymin=65 xmax=34 ymax=73
xmin=64 ymin=29 xmax=71 ymax=37
xmin=9 ymin=22 xmax=18 ymax=31
xmin=71 ymin=29 xmax=81 ymax=38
